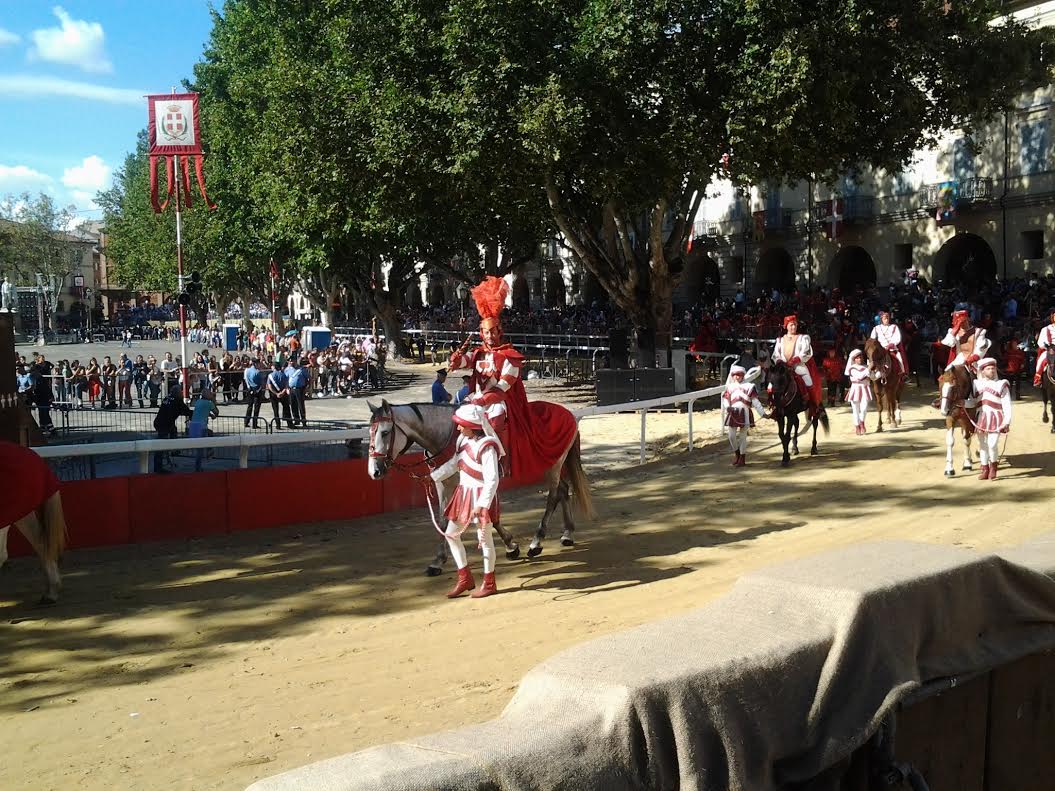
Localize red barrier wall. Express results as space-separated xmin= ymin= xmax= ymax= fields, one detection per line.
xmin=6 ymin=457 xmax=531 ymax=558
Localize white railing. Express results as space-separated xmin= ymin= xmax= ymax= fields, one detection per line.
xmin=32 ymin=385 xmax=728 ymax=473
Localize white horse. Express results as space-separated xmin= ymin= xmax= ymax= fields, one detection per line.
xmin=367 ymin=400 xmax=593 ymax=575
xmin=1 ymin=491 xmax=67 ymax=605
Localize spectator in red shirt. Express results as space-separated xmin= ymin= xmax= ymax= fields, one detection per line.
xmin=820 ymin=347 xmax=846 ymax=406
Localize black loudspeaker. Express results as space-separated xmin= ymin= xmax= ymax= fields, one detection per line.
xmin=635 ymin=368 xmax=675 ymax=400
xmin=609 ymin=327 xmax=630 ymax=369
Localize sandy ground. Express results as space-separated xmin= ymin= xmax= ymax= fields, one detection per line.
xmin=2 ymin=386 xmax=1054 ymax=791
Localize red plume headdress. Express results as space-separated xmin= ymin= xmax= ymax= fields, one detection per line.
xmin=471 ymin=276 xmax=509 ymax=329
xmin=783 ymin=314 xmax=798 ymax=329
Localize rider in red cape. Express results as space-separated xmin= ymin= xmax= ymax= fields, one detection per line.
xmin=449 ymin=276 xmax=578 ymax=483
xmin=771 ymin=314 xmax=824 ymax=419
xmin=0 ymin=440 xmax=60 ymax=527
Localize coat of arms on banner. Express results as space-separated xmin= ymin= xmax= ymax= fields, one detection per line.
xmin=146 ymin=92 xmax=215 ymax=213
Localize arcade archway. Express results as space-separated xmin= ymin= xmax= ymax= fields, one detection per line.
xmin=934 ymin=233 xmax=997 ymax=286
xmin=754 ymin=247 xmax=796 ymax=296
xmin=829 ymin=246 xmax=877 ymax=293
xmin=511 ymin=276 xmax=530 ymax=311
xmin=544 ymin=271 xmax=566 ymax=308
xmin=681 ymin=253 xmax=721 ymax=306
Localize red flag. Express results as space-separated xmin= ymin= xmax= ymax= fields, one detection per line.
xmin=270 ymin=259 xmax=280 ymax=281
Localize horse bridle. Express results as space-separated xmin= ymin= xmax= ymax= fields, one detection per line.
xmin=368 ymin=413 xmax=412 ymax=469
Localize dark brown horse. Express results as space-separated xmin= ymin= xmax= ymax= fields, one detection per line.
xmin=765 ymin=361 xmax=829 ymax=467
xmin=864 ymin=338 xmax=905 ymax=432
xmin=1041 ymin=349 xmax=1055 ymax=433
xmin=937 ymin=364 xmax=977 ymax=476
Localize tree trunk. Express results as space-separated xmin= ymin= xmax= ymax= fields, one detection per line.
xmin=375 ymin=301 xmax=408 ymax=358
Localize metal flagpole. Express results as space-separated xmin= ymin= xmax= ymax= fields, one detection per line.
xmin=174 ymin=126 xmax=190 ymax=398
xmin=270 ymin=259 xmax=278 ymax=339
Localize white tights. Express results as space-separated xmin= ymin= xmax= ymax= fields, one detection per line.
xmin=977 ymin=431 xmax=1000 ymax=466
xmin=445 ymin=519 xmax=496 ymax=573
xmin=849 ymin=400 xmax=869 ymax=426
xmin=727 ymin=427 xmax=748 ymax=453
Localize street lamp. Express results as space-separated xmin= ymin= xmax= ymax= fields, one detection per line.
xmin=35 ymin=273 xmax=45 ymax=345
xmin=456 ymin=283 xmax=468 ymax=323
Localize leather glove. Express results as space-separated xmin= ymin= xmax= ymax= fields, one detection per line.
xmin=789 ymin=357 xmax=801 ymax=366
xmin=966 ymin=354 xmax=980 ymax=365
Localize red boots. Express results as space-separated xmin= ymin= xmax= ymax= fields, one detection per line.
xmin=446 ymin=567 xmax=475 ymax=598
xmin=471 ymin=572 xmax=498 ymax=598
xmin=731 ymin=452 xmax=746 ymax=467
xmin=978 ymin=464 xmax=991 ymax=480
xmin=447 ymin=568 xmax=498 ymax=598
xmin=989 ymin=461 xmax=998 ymax=480
xmin=731 ymin=452 xmax=741 ymax=467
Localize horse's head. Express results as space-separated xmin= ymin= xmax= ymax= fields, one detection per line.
xmin=766 ymin=361 xmax=793 ymax=407
xmin=367 ymin=399 xmax=397 ymax=480
xmin=938 ymin=365 xmax=972 ymax=417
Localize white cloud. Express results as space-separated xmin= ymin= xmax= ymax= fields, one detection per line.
xmin=70 ymin=189 xmax=97 ymax=210
xmin=29 ymin=7 xmax=112 ymax=74
xmin=0 ymin=74 xmax=145 ymax=105
xmin=62 ymin=155 xmax=110 ymax=192
xmin=0 ymin=163 xmax=53 ymax=190
xmin=0 ymin=28 xmax=20 ymax=47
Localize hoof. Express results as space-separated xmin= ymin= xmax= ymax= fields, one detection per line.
xmin=875 ymin=426 xmax=883 ymax=433
xmin=1044 ymin=415 xmax=1050 ymax=423
xmin=560 ymin=536 xmax=575 ymax=547
xmin=425 ymin=565 xmax=443 ymax=577
xmin=527 ymin=545 xmax=543 ymax=558
xmin=944 ymin=469 xmax=955 ymax=477
xmin=792 ymin=448 xmax=799 ymax=456
xmin=37 ymin=595 xmax=58 ymax=606
xmin=781 ymin=458 xmax=790 ymax=468
xmin=810 ymin=449 xmax=817 ymax=456
xmin=505 ymin=546 xmax=521 ymax=560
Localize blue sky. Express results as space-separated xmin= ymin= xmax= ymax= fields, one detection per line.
xmin=0 ymin=2 xmax=215 ymax=218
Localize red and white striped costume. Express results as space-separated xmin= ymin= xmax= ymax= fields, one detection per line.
xmin=431 ymin=433 xmax=502 ymax=526
xmin=721 ymin=365 xmax=764 ymax=465
xmin=448 ymin=345 xmax=522 ymax=428
xmin=971 ymin=358 xmax=1011 ymax=480
xmin=844 ymin=349 xmax=876 ymax=434
xmin=972 ymin=377 xmax=1012 ymax=434
xmin=722 ymin=379 xmax=764 ymax=429
xmin=1034 ymin=320 xmax=1055 ymax=381
xmin=430 ymin=403 xmax=505 ymax=598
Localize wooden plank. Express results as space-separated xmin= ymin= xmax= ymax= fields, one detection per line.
xmin=894 ymin=672 xmax=990 ymax=791
xmin=984 ymin=651 xmax=1055 ymax=791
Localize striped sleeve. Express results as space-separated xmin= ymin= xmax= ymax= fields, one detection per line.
xmin=497 ymin=356 xmax=520 ymax=392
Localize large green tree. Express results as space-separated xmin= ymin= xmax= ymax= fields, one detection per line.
xmin=353 ymin=0 xmax=1052 ymax=360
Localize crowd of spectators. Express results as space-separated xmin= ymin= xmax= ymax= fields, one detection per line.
xmin=683 ymin=274 xmax=1055 ymax=396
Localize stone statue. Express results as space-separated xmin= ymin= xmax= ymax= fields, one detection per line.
xmin=0 ymin=275 xmax=15 ymax=313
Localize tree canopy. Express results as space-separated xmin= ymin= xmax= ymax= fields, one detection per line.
xmin=101 ymin=0 xmax=1053 ymax=356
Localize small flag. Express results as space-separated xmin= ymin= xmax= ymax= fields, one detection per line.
xmin=269 ymin=259 xmax=280 ymax=281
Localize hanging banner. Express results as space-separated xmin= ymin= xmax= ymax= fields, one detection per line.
xmin=147 ymin=93 xmax=202 ymax=155
xmin=146 ymin=92 xmax=215 ymax=213
xmin=822 ymin=197 xmax=844 ymax=240
xmin=935 ymin=182 xmax=958 ymax=225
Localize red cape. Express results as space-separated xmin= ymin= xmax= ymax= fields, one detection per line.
xmin=504 ymin=380 xmax=578 ymax=484
xmin=0 ymin=441 xmax=60 ymax=525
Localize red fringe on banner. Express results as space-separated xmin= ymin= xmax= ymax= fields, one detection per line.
xmin=193 ymin=155 xmax=217 ymax=209
xmin=180 ymin=156 xmax=193 ymax=208
xmin=149 ymin=156 xmax=160 ymax=213
xmin=163 ymin=157 xmax=174 ymax=211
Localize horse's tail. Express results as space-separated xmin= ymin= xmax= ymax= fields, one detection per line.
xmin=818 ymin=408 xmax=830 ymax=436
xmin=564 ymin=435 xmax=594 ymax=520
xmin=37 ymin=491 xmax=68 ymax=562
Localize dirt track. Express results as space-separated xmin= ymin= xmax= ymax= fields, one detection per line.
xmin=2 ymin=388 xmax=1053 ymax=791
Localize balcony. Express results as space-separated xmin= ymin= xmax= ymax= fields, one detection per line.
xmin=919 ymin=177 xmax=994 ymax=208
xmin=809 ymin=195 xmax=876 ymax=225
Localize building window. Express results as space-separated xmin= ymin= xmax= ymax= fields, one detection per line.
xmin=1022 ymin=230 xmax=1044 ymax=260
xmin=952 ymin=138 xmax=975 ymax=180
xmin=1020 ymin=120 xmax=1049 ymax=175
xmin=894 ymin=244 xmax=913 ymax=272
